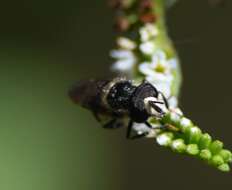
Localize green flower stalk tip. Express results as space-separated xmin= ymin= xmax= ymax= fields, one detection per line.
xmin=109 ymin=0 xmax=231 ymax=172
xmin=218 ymin=164 xmax=230 ymax=172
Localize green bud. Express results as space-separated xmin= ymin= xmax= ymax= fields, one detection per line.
xmin=186 ymin=144 xmax=199 ymax=155
xmin=219 ymin=150 xmax=232 ymax=163
xmin=179 ymin=117 xmax=193 ymax=132
xmin=169 ymin=112 xmax=181 ymax=125
xmin=199 ymin=133 xmax=212 ymax=149
xmin=189 ymin=127 xmax=202 ymax=144
xmin=171 ymin=139 xmax=186 ymax=153
xmin=211 ymin=155 xmax=224 ymax=166
xmin=161 ymin=113 xmax=171 ymax=124
xmin=199 ymin=149 xmax=212 ymax=161
xmin=210 ymin=140 xmax=224 ymax=155
xmin=218 ymin=164 xmax=230 ymax=172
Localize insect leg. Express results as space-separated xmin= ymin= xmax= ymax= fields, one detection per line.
xmin=146 ymin=121 xmax=168 ymax=130
xmin=103 ymin=119 xmax=122 ymax=129
xmin=158 ymin=91 xmax=169 ymax=109
xmin=126 ymin=120 xmax=134 ymax=139
xmin=145 ymin=121 xmax=153 ymax=129
xmin=93 ymin=111 xmax=101 ymax=122
xmin=146 ymin=122 xmax=180 ymax=132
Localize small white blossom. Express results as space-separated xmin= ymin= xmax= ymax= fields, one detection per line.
xmin=139 ymin=23 xmax=159 ymax=42
xmin=168 ymin=96 xmax=178 ymax=108
xmin=172 ymin=139 xmax=184 ymax=149
xmin=146 ymin=73 xmax=173 ymax=97
xmin=110 ymin=50 xmax=137 ymax=72
xmin=170 ymin=108 xmax=183 ymax=116
xmin=117 ymin=37 xmax=136 ymax=50
xmin=190 ymin=127 xmax=201 ymax=134
xmin=151 ymin=50 xmax=172 ymax=74
xmin=139 ymin=41 xmax=156 ymax=55
xmin=170 ymin=111 xmax=181 ymax=123
xmin=171 ymin=139 xmax=186 ymax=153
xmin=138 ymin=50 xmax=176 ymax=97
xmin=180 ymin=117 xmax=192 ymax=128
xmin=156 ymin=133 xmax=172 ymax=146
xmin=172 ymin=140 xmax=182 ymax=149
xmin=168 ymin=58 xmax=178 ymax=69
xmin=112 ymin=59 xmax=135 ymax=72
xmin=154 ymin=82 xmax=172 ymax=98
xmin=110 ymin=50 xmax=134 ymax=59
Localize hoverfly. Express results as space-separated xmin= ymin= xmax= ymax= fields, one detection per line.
xmin=69 ymin=78 xmax=170 ymax=139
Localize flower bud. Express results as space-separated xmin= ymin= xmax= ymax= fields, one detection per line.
xmin=199 ymin=133 xmax=212 ymax=149
xmin=179 ymin=117 xmax=193 ymax=132
xmin=219 ymin=150 xmax=232 ymax=163
xmin=211 ymin=155 xmax=224 ymax=166
xmin=156 ymin=132 xmax=173 ymax=147
xmin=218 ymin=163 xmax=230 ymax=172
xmin=186 ymin=144 xmax=199 ymax=155
xmin=171 ymin=139 xmax=186 ymax=153
xmin=199 ymin=149 xmax=212 ymax=161
xmin=189 ymin=127 xmax=202 ymax=144
xmin=210 ymin=140 xmax=223 ymax=155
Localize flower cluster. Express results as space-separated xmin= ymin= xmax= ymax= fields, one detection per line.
xmin=138 ymin=24 xmax=180 ymax=108
xmin=154 ymin=110 xmax=232 ymax=172
xmin=111 ymin=23 xmax=180 ymax=108
xmin=110 ymin=37 xmax=137 ymax=73
xmin=109 ymin=0 xmax=232 ymax=172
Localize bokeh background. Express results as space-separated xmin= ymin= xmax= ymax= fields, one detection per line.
xmin=0 ymin=0 xmax=231 ymax=189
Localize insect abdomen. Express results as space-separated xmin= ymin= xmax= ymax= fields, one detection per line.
xmin=69 ymin=79 xmax=109 ymax=110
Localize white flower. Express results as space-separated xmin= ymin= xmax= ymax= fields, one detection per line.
xmin=112 ymin=59 xmax=135 ymax=72
xmin=168 ymin=96 xmax=178 ymax=109
xmin=110 ymin=50 xmax=137 ymax=72
xmin=156 ymin=133 xmax=172 ymax=146
xmin=110 ymin=50 xmax=134 ymax=59
xmin=190 ymin=127 xmax=201 ymax=134
xmin=117 ymin=37 xmax=136 ymax=50
xmin=155 ymin=83 xmax=172 ymax=98
xmin=171 ymin=139 xmax=186 ymax=153
xmin=139 ymin=41 xmax=156 ymax=55
xmin=151 ymin=50 xmax=172 ymax=74
xmin=139 ymin=50 xmax=173 ymax=77
xmin=180 ymin=117 xmax=192 ymax=128
xmin=168 ymin=58 xmax=178 ymax=69
xmin=139 ymin=23 xmax=159 ymax=42
xmin=170 ymin=111 xmax=181 ymax=123
xmin=138 ymin=50 xmax=175 ymax=97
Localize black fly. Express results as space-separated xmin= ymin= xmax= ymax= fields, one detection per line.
xmin=69 ymin=78 xmax=170 ymax=139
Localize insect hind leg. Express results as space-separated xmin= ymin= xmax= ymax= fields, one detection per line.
xmin=103 ymin=119 xmax=123 ymax=129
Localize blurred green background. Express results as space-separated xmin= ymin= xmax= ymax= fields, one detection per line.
xmin=0 ymin=0 xmax=231 ymax=190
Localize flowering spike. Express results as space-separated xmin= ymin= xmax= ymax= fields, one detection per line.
xmin=109 ymin=0 xmax=232 ymax=172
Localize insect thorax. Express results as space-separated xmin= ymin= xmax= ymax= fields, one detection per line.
xmin=106 ymin=80 xmax=136 ymax=113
